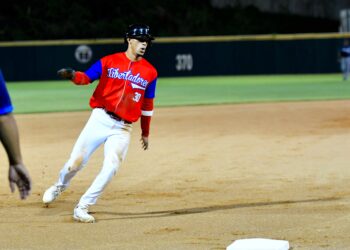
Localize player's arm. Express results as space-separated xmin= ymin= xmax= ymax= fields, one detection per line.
xmin=57 ymin=60 xmax=102 ymax=85
xmin=140 ymin=98 xmax=153 ymax=150
xmin=140 ymin=78 xmax=157 ymax=150
xmin=0 ymin=114 xmax=32 ymax=200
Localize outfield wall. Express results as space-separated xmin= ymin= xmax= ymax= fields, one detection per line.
xmin=0 ymin=33 xmax=349 ymax=81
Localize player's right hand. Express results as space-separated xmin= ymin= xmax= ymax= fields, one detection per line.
xmin=140 ymin=136 xmax=149 ymax=150
xmin=57 ymin=68 xmax=75 ymax=80
xmin=9 ymin=164 xmax=32 ymax=200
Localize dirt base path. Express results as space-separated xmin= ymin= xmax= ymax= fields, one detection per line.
xmin=0 ymin=101 xmax=349 ymax=249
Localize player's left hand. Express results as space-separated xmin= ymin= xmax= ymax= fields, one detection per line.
xmin=140 ymin=136 xmax=149 ymax=150
xmin=9 ymin=164 xmax=32 ymax=200
xmin=57 ymin=68 xmax=75 ymax=80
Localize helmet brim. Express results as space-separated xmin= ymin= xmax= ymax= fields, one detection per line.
xmin=128 ymin=34 xmax=155 ymax=41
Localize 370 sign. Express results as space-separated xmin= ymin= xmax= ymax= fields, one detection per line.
xmin=175 ymin=54 xmax=193 ymax=71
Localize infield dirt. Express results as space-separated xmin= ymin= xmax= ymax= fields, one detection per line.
xmin=0 ymin=101 xmax=349 ymax=249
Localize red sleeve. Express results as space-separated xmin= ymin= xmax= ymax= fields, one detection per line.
xmin=141 ymin=116 xmax=151 ymax=137
xmin=71 ymin=71 xmax=91 ymax=85
xmin=141 ymin=98 xmax=154 ymax=137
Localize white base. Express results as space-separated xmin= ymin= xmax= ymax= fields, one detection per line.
xmin=226 ymin=238 xmax=289 ymax=250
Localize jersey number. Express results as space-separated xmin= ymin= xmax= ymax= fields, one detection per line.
xmin=133 ymin=92 xmax=141 ymax=102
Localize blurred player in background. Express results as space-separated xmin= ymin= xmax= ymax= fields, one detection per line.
xmin=339 ymin=39 xmax=350 ymax=80
xmin=43 ymin=24 xmax=157 ymax=223
xmin=0 ymin=69 xmax=32 ymax=200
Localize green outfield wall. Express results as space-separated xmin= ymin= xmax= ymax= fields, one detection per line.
xmin=0 ymin=33 xmax=349 ymax=81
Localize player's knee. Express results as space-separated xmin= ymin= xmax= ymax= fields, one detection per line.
xmin=103 ymin=157 xmax=121 ymax=175
xmin=67 ymin=155 xmax=85 ymax=172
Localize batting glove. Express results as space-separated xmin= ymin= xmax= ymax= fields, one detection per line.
xmin=57 ymin=68 xmax=75 ymax=80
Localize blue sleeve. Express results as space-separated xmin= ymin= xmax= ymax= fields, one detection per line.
xmin=85 ymin=60 xmax=102 ymax=81
xmin=145 ymin=78 xmax=157 ymax=98
xmin=0 ymin=69 xmax=13 ymax=115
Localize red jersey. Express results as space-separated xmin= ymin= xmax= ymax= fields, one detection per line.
xmin=81 ymin=52 xmax=157 ymax=123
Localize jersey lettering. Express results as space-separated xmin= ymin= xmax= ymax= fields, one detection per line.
xmin=107 ymin=68 xmax=148 ymax=87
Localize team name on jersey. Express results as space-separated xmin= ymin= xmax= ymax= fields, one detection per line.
xmin=107 ymin=68 xmax=148 ymax=87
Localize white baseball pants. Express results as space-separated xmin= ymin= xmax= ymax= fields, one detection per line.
xmin=341 ymin=57 xmax=350 ymax=80
xmin=56 ymin=108 xmax=132 ymax=207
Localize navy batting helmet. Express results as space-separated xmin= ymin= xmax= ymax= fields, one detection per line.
xmin=125 ymin=24 xmax=154 ymax=44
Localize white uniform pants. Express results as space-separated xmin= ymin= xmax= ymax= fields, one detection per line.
xmin=341 ymin=57 xmax=350 ymax=80
xmin=56 ymin=108 xmax=132 ymax=207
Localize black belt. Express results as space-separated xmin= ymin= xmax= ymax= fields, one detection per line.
xmin=104 ymin=110 xmax=132 ymax=124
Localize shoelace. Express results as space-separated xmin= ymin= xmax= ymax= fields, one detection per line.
xmin=76 ymin=206 xmax=89 ymax=214
xmin=54 ymin=186 xmax=63 ymax=196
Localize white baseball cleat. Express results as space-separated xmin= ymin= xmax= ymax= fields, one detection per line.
xmin=73 ymin=205 xmax=95 ymax=223
xmin=42 ymin=185 xmax=64 ymax=205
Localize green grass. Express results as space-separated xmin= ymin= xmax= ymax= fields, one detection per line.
xmin=6 ymin=73 xmax=350 ymax=114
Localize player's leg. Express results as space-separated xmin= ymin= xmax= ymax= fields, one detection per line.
xmin=346 ymin=58 xmax=350 ymax=81
xmin=78 ymin=130 xmax=131 ymax=206
xmin=341 ymin=58 xmax=346 ymax=80
xmin=74 ymin=122 xmax=132 ymax=222
xmin=43 ymin=109 xmax=111 ymax=204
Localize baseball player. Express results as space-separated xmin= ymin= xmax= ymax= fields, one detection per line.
xmin=42 ymin=24 xmax=157 ymax=223
xmin=0 ymin=69 xmax=32 ymax=199
xmin=339 ymin=39 xmax=350 ymax=80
